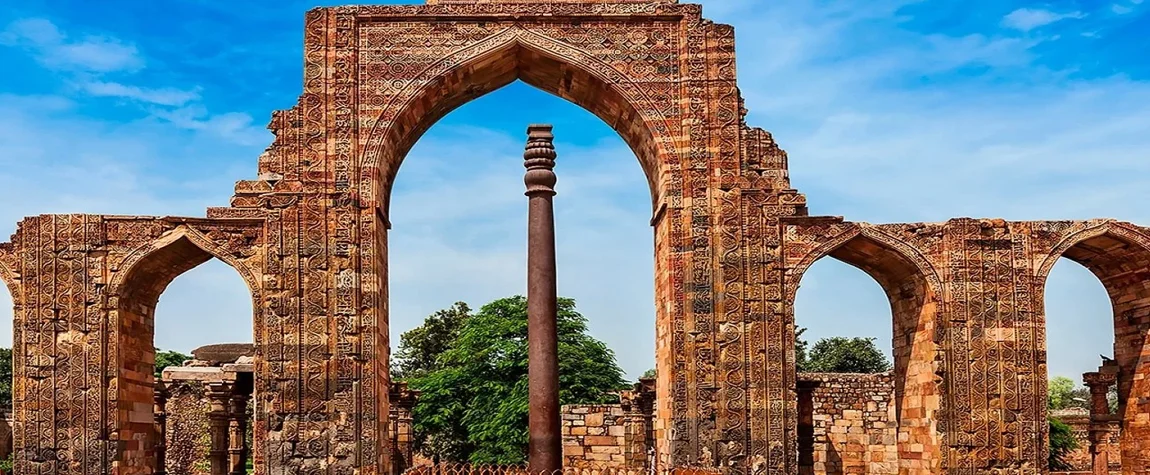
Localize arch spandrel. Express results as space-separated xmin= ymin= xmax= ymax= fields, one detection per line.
xmin=356 ymin=21 xmax=684 ymax=213
xmin=109 ymin=223 xmax=263 ymax=301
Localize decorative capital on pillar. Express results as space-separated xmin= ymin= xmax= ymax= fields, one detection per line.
xmin=1084 ymin=371 xmax=1118 ymax=389
xmin=524 ymin=124 xmax=557 ymax=197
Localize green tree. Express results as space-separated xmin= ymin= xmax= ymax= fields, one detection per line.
xmin=795 ymin=327 xmax=810 ymax=372
xmin=641 ymin=368 xmax=656 ymax=379
xmin=155 ymin=349 xmax=190 ymax=378
xmin=393 ymin=302 xmax=471 ymax=380
xmin=803 ymin=337 xmax=891 ymax=373
xmin=0 ymin=347 xmax=11 ymax=409
xmin=1048 ymin=417 xmax=1079 ymax=470
xmin=1048 ymin=376 xmax=1079 ymax=410
xmin=409 ymin=296 xmax=628 ymax=464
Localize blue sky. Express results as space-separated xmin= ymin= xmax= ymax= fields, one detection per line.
xmin=0 ymin=0 xmax=1147 ymax=384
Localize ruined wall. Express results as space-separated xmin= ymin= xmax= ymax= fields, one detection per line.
xmin=2 ymin=1 xmax=1150 ymax=474
xmin=164 ymin=381 xmax=211 ymax=475
xmin=561 ymin=405 xmax=649 ymax=469
xmin=800 ymin=373 xmax=898 ymax=475
xmin=1050 ymin=409 xmax=1121 ymax=474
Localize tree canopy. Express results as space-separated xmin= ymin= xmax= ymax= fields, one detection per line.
xmin=797 ymin=333 xmax=891 ymax=374
xmin=1048 ymin=417 xmax=1079 ymax=470
xmin=407 ymin=296 xmax=628 ymax=464
xmin=1048 ymin=376 xmax=1078 ymax=410
xmin=1048 ymin=375 xmax=1118 ymax=413
xmin=392 ymin=302 xmax=471 ymax=380
xmin=155 ymin=349 xmax=190 ymax=378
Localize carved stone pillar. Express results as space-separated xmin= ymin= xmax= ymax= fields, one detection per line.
xmin=620 ymin=377 xmax=657 ymax=472
xmin=228 ymin=393 xmax=249 ymax=475
xmin=1084 ymin=369 xmax=1118 ymax=475
xmin=204 ymin=382 xmax=233 ymax=475
xmin=154 ymin=381 xmax=168 ymax=475
xmin=389 ymin=382 xmax=419 ymax=475
xmin=796 ymin=380 xmax=820 ymax=475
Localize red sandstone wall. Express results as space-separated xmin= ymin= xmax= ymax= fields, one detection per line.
xmin=801 ymin=373 xmax=899 ymax=475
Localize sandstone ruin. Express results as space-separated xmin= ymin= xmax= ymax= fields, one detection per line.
xmin=0 ymin=1 xmax=1146 ymax=474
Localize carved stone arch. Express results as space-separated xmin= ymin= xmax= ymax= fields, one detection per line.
xmin=358 ymin=24 xmax=674 ymax=214
xmin=110 ymin=225 xmax=261 ymax=300
xmin=786 ymin=222 xmax=943 ymax=473
xmin=1033 ymin=219 xmax=1150 ymax=473
xmin=109 ymin=224 xmax=262 ymax=473
xmin=1035 ymin=219 xmax=1118 ymax=283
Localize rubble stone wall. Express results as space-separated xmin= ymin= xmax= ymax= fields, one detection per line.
xmin=561 ymin=404 xmax=650 ymax=469
xmin=801 ymin=373 xmax=899 ymax=475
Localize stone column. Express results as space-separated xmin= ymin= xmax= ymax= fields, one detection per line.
xmin=205 ymin=382 xmax=233 ymax=475
xmin=796 ymin=379 xmax=820 ymax=475
xmin=389 ymin=381 xmax=419 ymax=475
xmin=524 ymin=124 xmax=561 ymax=474
xmin=620 ymin=378 xmax=657 ymax=472
xmin=154 ymin=381 xmax=168 ymax=475
xmin=228 ymin=393 xmax=249 ymax=475
xmin=1084 ymin=370 xmax=1118 ymax=475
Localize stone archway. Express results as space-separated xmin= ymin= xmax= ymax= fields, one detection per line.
xmin=2 ymin=3 xmax=1147 ymax=475
xmin=786 ymin=222 xmax=944 ymax=475
xmin=1036 ymin=222 xmax=1150 ymax=475
xmin=225 ymin=3 xmax=808 ymax=474
xmin=110 ymin=227 xmax=263 ymax=474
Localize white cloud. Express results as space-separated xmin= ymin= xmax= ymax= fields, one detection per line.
xmin=1002 ymin=8 xmax=1085 ymax=32
xmin=79 ymin=80 xmax=201 ymax=106
xmin=1 ymin=18 xmax=142 ymax=73
xmin=151 ymin=105 xmax=269 ymax=146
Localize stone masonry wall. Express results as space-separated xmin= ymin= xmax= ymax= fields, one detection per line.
xmin=1050 ymin=409 xmax=1121 ymax=474
xmin=562 ymin=404 xmax=650 ymax=469
xmin=801 ymin=373 xmax=898 ymax=475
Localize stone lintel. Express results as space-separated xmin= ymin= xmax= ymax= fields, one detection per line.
xmin=163 ymin=366 xmax=231 ymax=384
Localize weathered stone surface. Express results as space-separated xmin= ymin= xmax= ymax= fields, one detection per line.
xmin=0 ymin=1 xmax=1147 ymax=475
xmin=798 ymin=373 xmax=899 ymax=475
xmin=165 ymin=381 xmax=212 ymax=475
xmin=190 ymin=344 xmax=255 ymax=364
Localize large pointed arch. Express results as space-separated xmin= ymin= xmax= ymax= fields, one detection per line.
xmin=788 ymin=224 xmax=944 ymax=474
xmin=359 ymin=25 xmax=675 ymax=215
xmin=1036 ymin=220 xmax=1150 ymax=473
xmin=109 ymin=226 xmax=262 ymax=473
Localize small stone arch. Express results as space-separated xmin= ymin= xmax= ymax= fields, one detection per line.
xmin=787 ymin=223 xmax=944 ymax=474
xmin=1034 ymin=220 xmax=1150 ymax=473
xmin=358 ymin=25 xmax=675 ymax=214
xmin=110 ymin=225 xmax=261 ymax=300
xmin=109 ymin=225 xmax=262 ymax=473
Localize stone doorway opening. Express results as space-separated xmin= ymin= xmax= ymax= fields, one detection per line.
xmin=1039 ymin=230 xmax=1150 ymax=474
xmin=112 ymin=230 xmax=260 ymax=475
xmin=388 ymin=81 xmax=656 ymax=471
xmin=789 ymin=231 xmax=942 ymax=475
